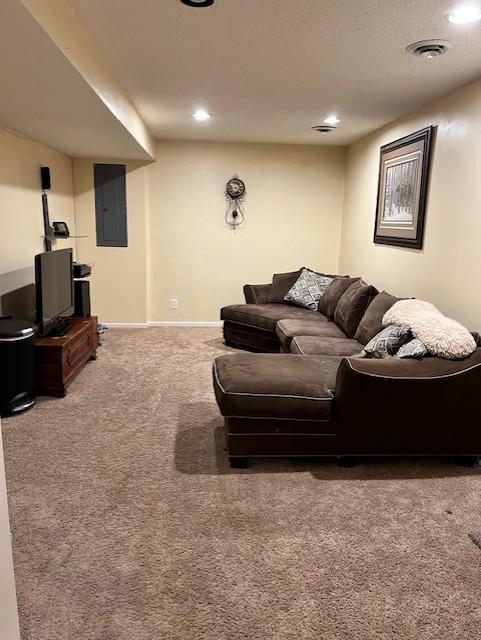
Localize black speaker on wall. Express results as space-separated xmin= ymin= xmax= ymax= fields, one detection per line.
xmin=73 ymin=280 xmax=91 ymax=317
xmin=41 ymin=166 xmax=51 ymax=190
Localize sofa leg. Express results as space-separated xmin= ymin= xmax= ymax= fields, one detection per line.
xmin=455 ymin=456 xmax=479 ymax=468
xmin=337 ymin=456 xmax=358 ymax=468
xmin=229 ymin=456 xmax=249 ymax=469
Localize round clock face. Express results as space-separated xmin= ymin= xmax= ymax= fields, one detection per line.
xmin=226 ymin=178 xmax=245 ymax=199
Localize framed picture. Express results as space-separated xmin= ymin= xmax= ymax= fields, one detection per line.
xmin=374 ymin=126 xmax=435 ymax=249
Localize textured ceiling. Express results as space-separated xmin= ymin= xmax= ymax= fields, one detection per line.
xmin=67 ymin=0 xmax=481 ymax=145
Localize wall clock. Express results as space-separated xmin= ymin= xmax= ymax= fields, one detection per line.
xmin=226 ymin=177 xmax=246 ymax=199
xmin=225 ymin=176 xmax=247 ymax=229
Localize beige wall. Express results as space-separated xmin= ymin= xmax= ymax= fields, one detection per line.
xmin=0 ymin=127 xmax=76 ymax=317
xmin=73 ymin=141 xmax=346 ymax=323
xmin=147 ymin=141 xmax=346 ymax=322
xmin=73 ymin=159 xmax=149 ymax=324
xmin=0 ymin=127 xmax=75 ymax=275
xmin=339 ymin=78 xmax=481 ymax=329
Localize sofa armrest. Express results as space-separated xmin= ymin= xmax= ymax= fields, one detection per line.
xmin=243 ymin=283 xmax=273 ymax=304
xmin=333 ymin=351 xmax=481 ymax=453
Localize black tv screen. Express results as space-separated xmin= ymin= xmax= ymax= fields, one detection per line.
xmin=35 ymin=248 xmax=74 ymax=335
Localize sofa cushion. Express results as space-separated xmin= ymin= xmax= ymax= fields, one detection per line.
xmin=213 ymin=354 xmax=333 ymax=421
xmin=334 ymin=280 xmax=378 ymax=338
xmin=318 ymin=277 xmax=359 ymax=318
xmin=472 ymin=332 xmax=481 ymax=347
xmin=221 ymin=303 xmax=327 ymax=333
xmin=284 ymin=268 xmax=333 ymax=310
xmin=307 ymin=355 xmax=346 ymax=390
xmin=270 ymin=269 xmax=303 ymax=303
xmin=291 ymin=336 xmax=364 ymax=356
xmin=362 ymin=325 xmax=412 ymax=357
xmin=354 ymin=291 xmax=399 ymax=345
xmin=276 ymin=318 xmax=346 ymax=351
xmin=243 ymin=283 xmax=275 ymax=305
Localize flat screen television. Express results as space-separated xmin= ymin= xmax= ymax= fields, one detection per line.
xmin=35 ymin=248 xmax=74 ymax=336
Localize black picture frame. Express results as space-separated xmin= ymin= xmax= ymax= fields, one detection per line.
xmin=374 ymin=126 xmax=435 ymax=249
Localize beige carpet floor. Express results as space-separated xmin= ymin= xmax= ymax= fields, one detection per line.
xmin=2 ymin=328 xmax=481 ymax=640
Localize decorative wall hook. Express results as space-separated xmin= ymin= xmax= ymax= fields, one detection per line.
xmin=225 ymin=176 xmax=246 ymax=229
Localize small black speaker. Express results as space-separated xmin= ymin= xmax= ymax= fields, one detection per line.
xmin=73 ymin=280 xmax=91 ymax=317
xmin=40 ymin=166 xmax=51 ymax=190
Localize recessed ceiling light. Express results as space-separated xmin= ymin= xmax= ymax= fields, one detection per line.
xmin=193 ymin=109 xmax=211 ymax=121
xmin=447 ymin=4 xmax=481 ymax=23
xmin=323 ymin=115 xmax=340 ymax=126
xmin=180 ymin=0 xmax=214 ymax=7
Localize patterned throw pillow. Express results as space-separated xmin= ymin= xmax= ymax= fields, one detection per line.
xmin=395 ymin=339 xmax=430 ymax=359
xmin=362 ymin=325 xmax=411 ymax=357
xmin=284 ymin=268 xmax=333 ymax=310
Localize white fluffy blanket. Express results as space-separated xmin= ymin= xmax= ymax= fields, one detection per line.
xmin=383 ymin=299 xmax=476 ymax=360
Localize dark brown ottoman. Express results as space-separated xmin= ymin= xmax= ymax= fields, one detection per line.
xmin=213 ymin=353 xmax=338 ymax=467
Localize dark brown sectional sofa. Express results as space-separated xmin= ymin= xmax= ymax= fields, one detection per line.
xmin=214 ymin=270 xmax=481 ymax=467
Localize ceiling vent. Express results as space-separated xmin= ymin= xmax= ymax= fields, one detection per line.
xmin=312 ymin=125 xmax=337 ymax=134
xmin=406 ymin=40 xmax=451 ymax=58
xmin=180 ymin=0 xmax=214 ymax=7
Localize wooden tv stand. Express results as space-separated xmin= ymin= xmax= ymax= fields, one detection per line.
xmin=34 ymin=316 xmax=99 ymax=397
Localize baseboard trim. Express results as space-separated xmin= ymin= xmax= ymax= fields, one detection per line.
xmin=104 ymin=321 xmax=223 ymax=328
xmin=148 ymin=321 xmax=223 ymax=327
xmin=103 ymin=323 xmax=149 ymax=328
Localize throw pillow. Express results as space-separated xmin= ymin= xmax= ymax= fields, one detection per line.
xmin=270 ymin=269 xmax=304 ymax=303
xmin=284 ymin=268 xmax=333 ymax=310
xmin=318 ymin=277 xmax=360 ymax=318
xmin=354 ymin=291 xmax=399 ymax=345
xmin=362 ymin=325 xmax=412 ymax=357
xmin=334 ymin=280 xmax=379 ymax=338
xmin=395 ymin=339 xmax=430 ymax=359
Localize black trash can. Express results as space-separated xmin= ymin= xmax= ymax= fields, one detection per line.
xmin=0 ymin=318 xmax=38 ymax=417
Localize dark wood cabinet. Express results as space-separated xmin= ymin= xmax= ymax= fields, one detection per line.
xmin=34 ymin=316 xmax=99 ymax=397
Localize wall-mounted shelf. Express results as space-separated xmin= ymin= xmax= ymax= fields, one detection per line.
xmin=43 ymin=235 xmax=88 ymax=240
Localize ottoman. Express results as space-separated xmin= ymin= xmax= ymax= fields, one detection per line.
xmin=213 ymin=353 xmax=338 ymax=467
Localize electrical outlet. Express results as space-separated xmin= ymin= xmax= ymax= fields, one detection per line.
xmin=170 ymin=298 xmax=179 ymax=310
